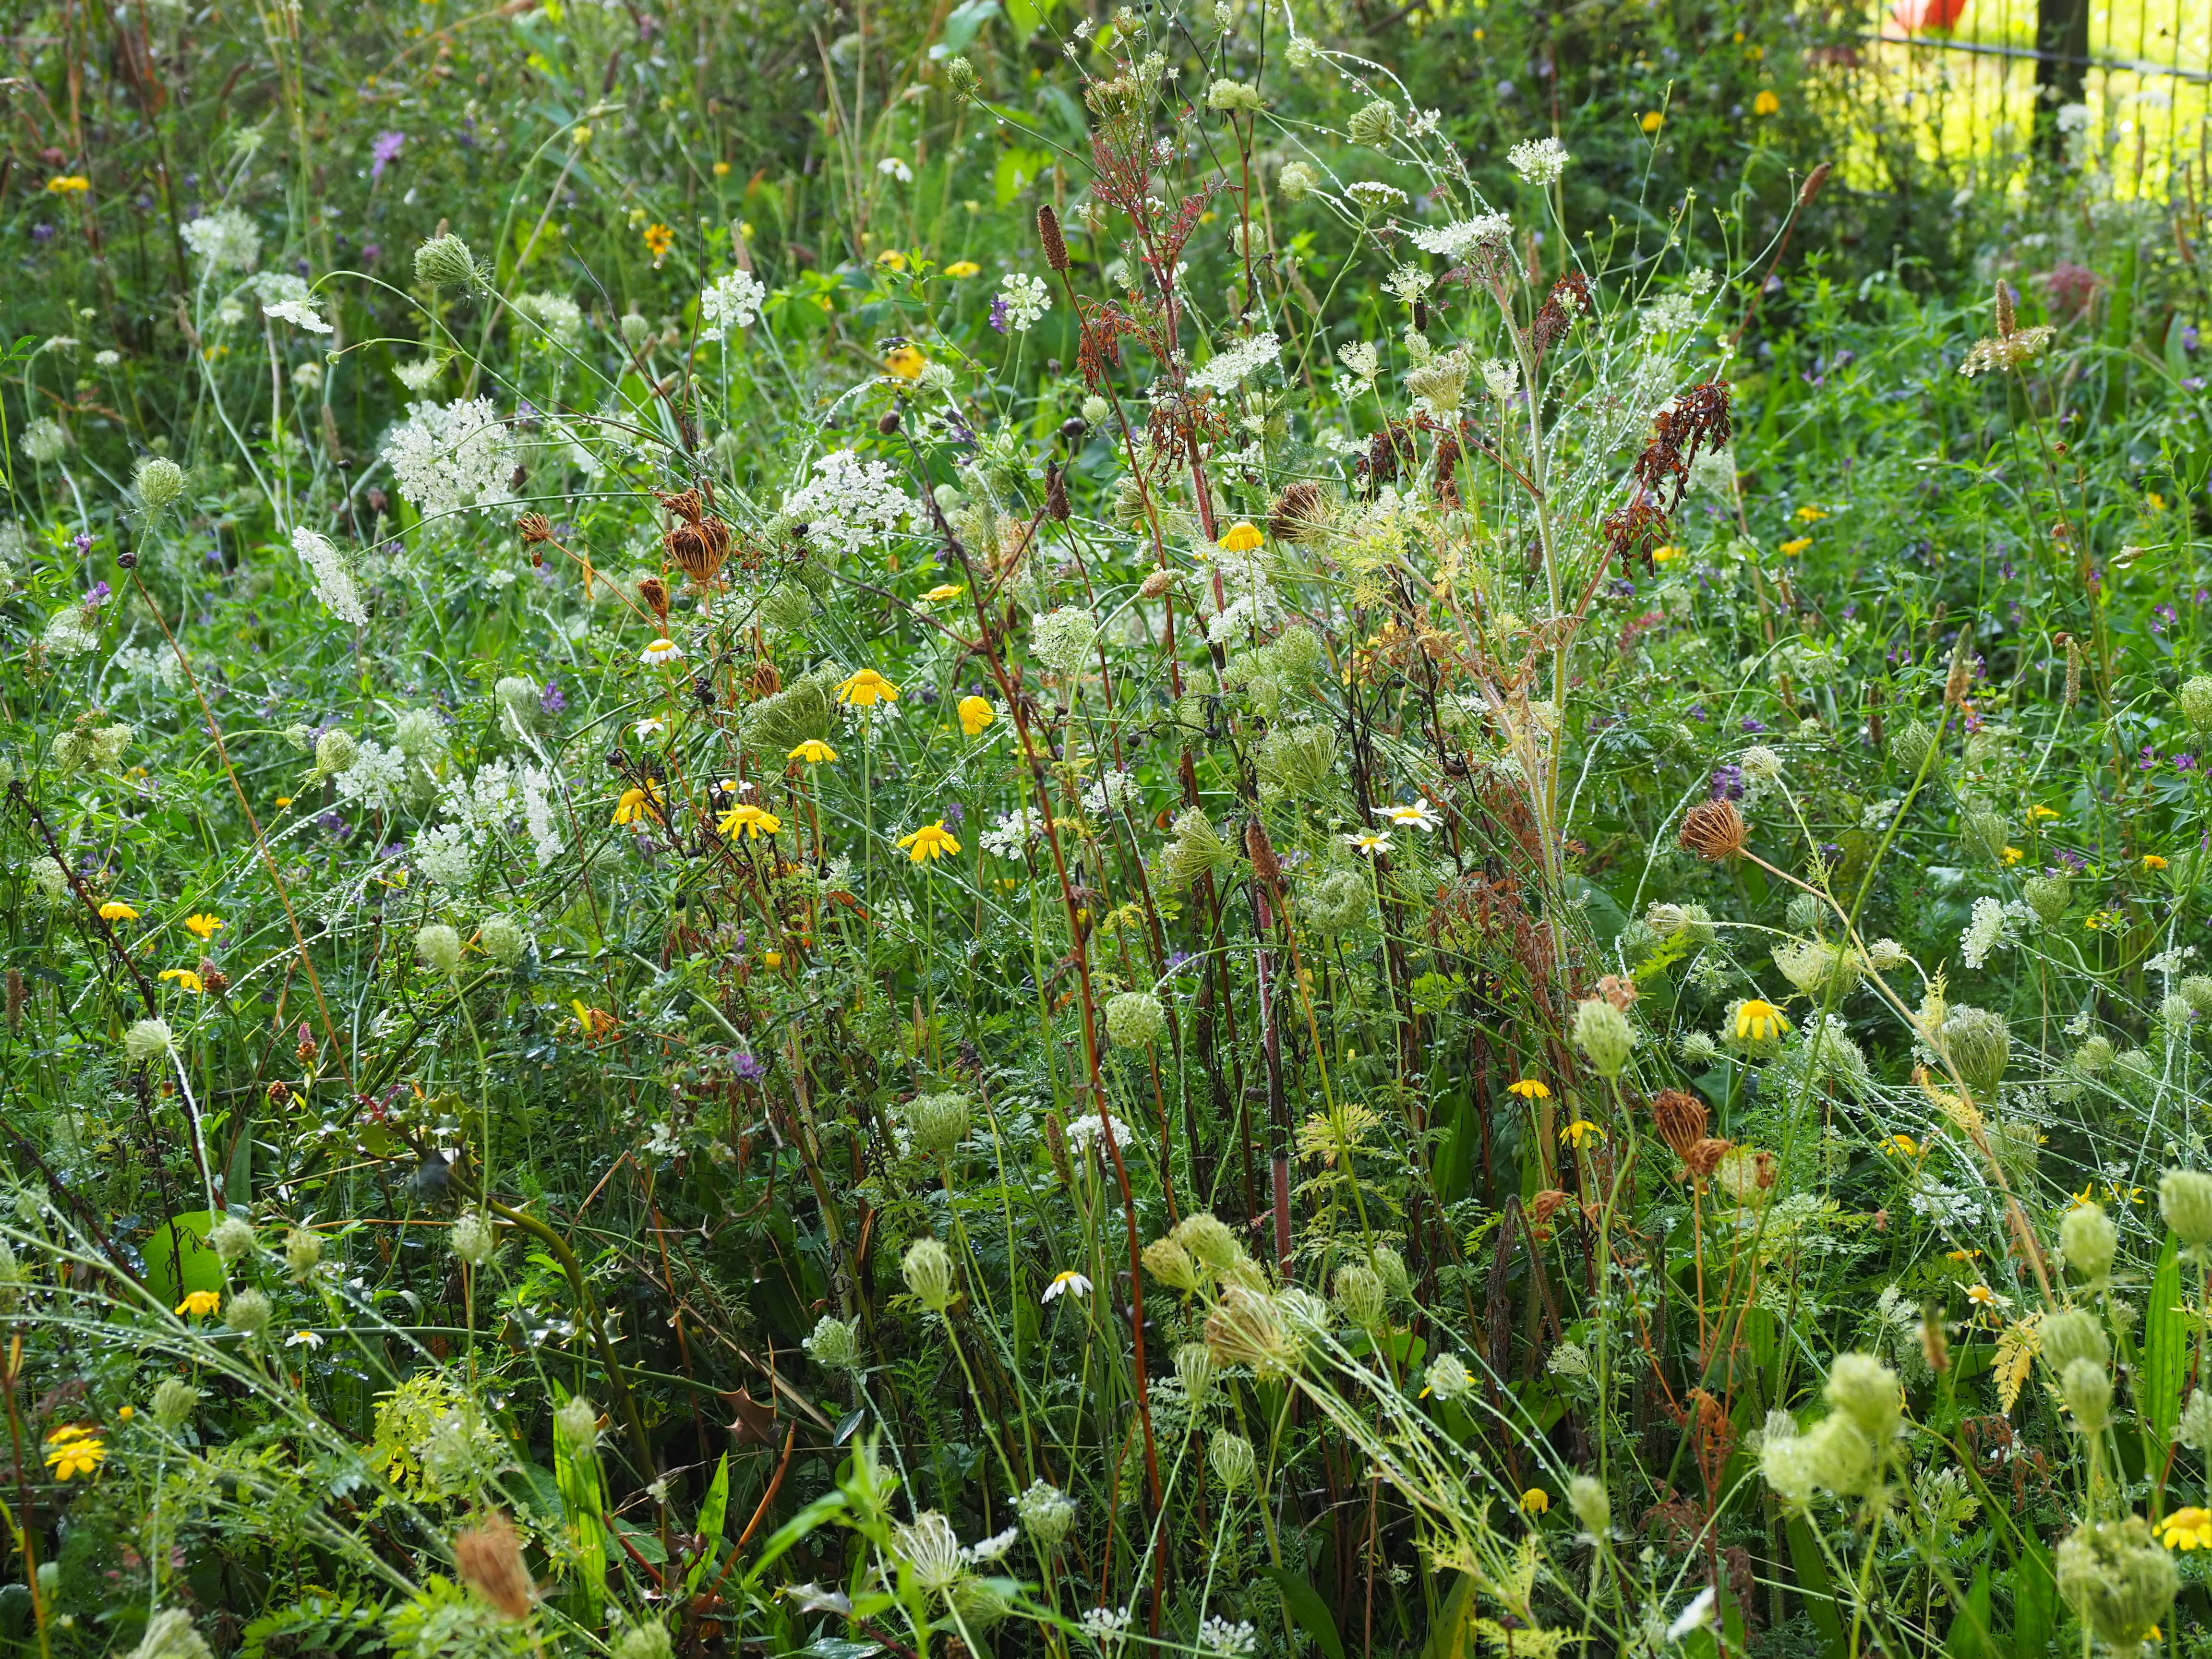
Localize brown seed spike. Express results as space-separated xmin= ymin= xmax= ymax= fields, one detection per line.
xmin=1994 ymin=278 xmax=2016 ymax=339
xmin=1678 ymin=799 xmax=1748 ymax=861
xmin=454 ymin=1511 xmax=535 ymax=1620
xmin=1037 ymin=204 xmax=1070 ymax=273
xmin=1245 ymin=819 xmax=1283 ymax=890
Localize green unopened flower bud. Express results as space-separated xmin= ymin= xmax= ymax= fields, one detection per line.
xmin=2060 ymin=1202 xmax=2118 ymax=1284
xmin=1348 ymin=100 xmax=1395 ymax=146
xmin=224 ymin=1287 xmax=271 ymax=1339
xmin=479 ymin=914 xmax=529 ymax=967
xmin=1277 ymin=160 xmax=1320 ymax=200
xmin=1332 ymin=1262 xmax=1386 ymax=1330
xmin=1677 ymin=1030 xmax=1719 ymax=1066
xmin=450 ymin=1209 xmax=496 ymax=1266
xmin=902 ymin=1091 xmax=971 ymax=1157
xmin=1568 ymin=1474 xmax=1610 ymax=1533
xmin=133 ymin=1610 xmax=214 ymax=1659
xmin=2179 ymin=674 xmax=2212 ymax=731
xmin=942 ymin=55 xmax=980 ymax=103
xmin=1370 ymin=1244 xmax=1409 ymax=1302
xmin=2023 ymin=873 xmax=2071 ymax=925
xmin=2161 ymin=1169 xmax=2212 ymax=1251
xmin=1174 ymin=1211 xmax=1241 ymax=1271
xmin=1959 ymin=803 xmax=2009 ymax=863
xmin=1209 ymin=1430 xmax=1257 ymax=1491
xmin=2060 ymin=1357 xmax=2112 ymax=1433
xmin=2071 ymin=1033 xmax=2116 ymax=1076
xmin=620 ymin=312 xmax=652 ymax=349
xmin=1142 ymin=1235 xmax=1202 ymax=1292
xmin=2182 ymin=975 xmax=2212 ymax=1017
xmin=125 ymin=1018 xmax=175 ymax=1063
xmin=415 ymin=923 xmax=462 ymax=980
xmin=1941 ymin=1005 xmax=2010 ymax=1097
xmin=1572 ymin=996 xmax=1636 ymax=1078
xmin=1104 ymin=989 xmax=1167 ymax=1047
xmin=313 ymin=728 xmax=358 ymax=779
xmin=1793 ymin=1412 xmax=1879 ymax=1497
xmin=1175 ymin=1341 xmax=1216 ymax=1403
xmin=804 ymin=1314 xmax=862 ymax=1371
xmin=1824 ymin=1352 xmax=1901 ymax=1446
xmin=555 ymin=1395 xmax=599 ymax=1448
xmin=1206 ymin=78 xmax=1265 ymax=113
xmin=208 ymin=1214 xmax=255 ymax=1265
xmin=414 ymin=233 xmax=481 ymax=290
xmin=1424 ymin=1352 xmax=1474 ymax=1402
xmin=2057 ymin=1517 xmax=2178 ymax=1652
xmin=1890 ymin=717 xmax=1941 ymax=778
xmin=2163 ymin=992 xmax=2194 ymax=1028
xmin=1016 ymin=1478 xmax=1076 ymax=1547
xmin=2040 ymin=1307 xmax=2110 ymax=1373
xmin=284 ymin=1227 xmax=323 ymax=1281
xmin=2179 ymin=1388 xmax=2212 ymax=1453
xmin=612 ymin=1620 xmax=673 ymax=1659
xmin=133 ymin=454 xmax=186 ymax=517
xmin=152 ymin=1377 xmax=199 ymax=1430
xmin=902 ymin=1237 xmax=958 ymax=1311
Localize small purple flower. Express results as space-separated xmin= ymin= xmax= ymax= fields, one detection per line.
xmin=2140 ymin=745 xmax=2161 ymax=771
xmin=32 ymin=223 xmax=54 ymax=244
xmin=370 ymin=130 xmax=406 ymax=180
xmin=359 ymin=242 xmax=380 ymax=264
xmin=731 ymin=1052 xmax=766 ymax=1082
xmin=74 ymin=532 xmax=96 ymax=555
xmin=88 ymin=580 xmax=111 ymax=604
xmin=2185 ymin=377 xmax=2207 ymax=392
xmin=2177 ymin=753 xmax=2198 ymax=772
xmin=1840 ymin=603 xmax=1858 ymax=620
xmin=2185 ymin=324 xmax=2201 ymax=353
xmin=1741 ymin=716 xmax=1767 ymax=734
xmin=1166 ymin=950 xmax=1196 ymax=973
xmin=988 ymin=294 xmax=1010 ymax=333
xmin=940 ymin=800 xmax=965 ymax=829
xmin=540 ymin=679 xmax=566 ymax=715
xmin=378 ymin=842 xmax=406 ymax=860
xmin=1710 ymin=765 xmax=1745 ymax=801
xmin=2057 ymin=848 xmax=2087 ymax=872
xmin=2153 ymin=602 xmax=2177 ymax=634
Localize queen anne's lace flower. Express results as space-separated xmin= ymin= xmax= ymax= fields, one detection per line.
xmin=1411 ymin=213 xmax=1511 ymax=260
xmin=1190 ymin=333 xmax=1280 ymax=395
xmin=1961 ymin=894 xmax=2008 ymax=969
xmin=293 ymin=527 xmax=367 ymax=625
xmin=1508 ymin=136 xmax=1571 ymax=184
xmin=998 ymin=272 xmax=1051 ymax=332
xmin=781 ymin=450 xmax=914 ymax=558
xmin=516 ymin=291 xmax=585 ymax=345
xmin=182 ymin=207 xmax=261 ymax=274
xmin=699 ymin=269 xmax=767 ymax=341
xmin=335 ymin=739 xmax=409 ymax=811
xmin=382 ymin=398 xmax=515 ymax=518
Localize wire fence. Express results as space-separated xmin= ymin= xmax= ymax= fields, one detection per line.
xmin=1841 ymin=0 xmax=2209 ymax=199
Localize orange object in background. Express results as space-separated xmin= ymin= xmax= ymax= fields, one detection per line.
xmin=1892 ymin=0 xmax=1969 ymax=32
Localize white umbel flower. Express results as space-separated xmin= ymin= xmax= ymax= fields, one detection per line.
xmin=1507 ymin=136 xmax=1571 ymax=184
xmin=382 ymin=397 xmax=515 ymax=518
xmin=181 ymin=207 xmax=261 ymax=274
xmin=293 ymin=527 xmax=367 ymax=625
xmin=1189 ymin=332 xmax=1281 ymax=395
xmin=699 ymin=268 xmax=767 ymax=341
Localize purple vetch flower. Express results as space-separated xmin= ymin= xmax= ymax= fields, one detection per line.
xmin=1740 ymin=716 xmax=1767 ymax=734
xmin=540 ymin=679 xmax=566 ymax=715
xmin=2176 ymin=753 xmax=2198 ymax=772
xmin=1166 ymin=950 xmax=1196 ymax=973
xmin=2140 ymin=745 xmax=2161 ymax=771
xmin=2153 ymin=603 xmax=2178 ymax=634
xmin=32 ymin=224 xmax=54 ymax=244
xmin=74 ymin=532 xmax=96 ymax=555
xmin=2184 ymin=324 xmax=2201 ymax=352
xmin=939 ymin=800 xmax=965 ymax=829
xmin=370 ymin=131 xmax=407 ymax=180
xmin=1710 ymin=765 xmax=1745 ymax=801
xmin=731 ymin=1052 xmax=766 ymax=1082
xmin=2185 ymin=377 xmax=2207 ymax=392
xmin=360 ymin=242 xmax=380 ymax=264
xmin=1686 ymin=703 xmax=1708 ymax=722
xmin=88 ymin=580 xmax=111 ymax=603
xmin=988 ymin=294 xmax=1010 ymax=333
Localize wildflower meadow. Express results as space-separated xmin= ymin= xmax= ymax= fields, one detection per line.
xmin=4 ymin=0 xmax=2212 ymax=1655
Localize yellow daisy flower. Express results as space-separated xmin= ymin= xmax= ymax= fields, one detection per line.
xmin=898 ymin=820 xmax=962 ymax=863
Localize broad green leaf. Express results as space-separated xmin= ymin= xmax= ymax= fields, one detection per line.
xmin=143 ymin=1211 xmax=222 ymax=1310
xmin=742 ymin=1492 xmax=850 ymax=1587
xmin=2143 ymin=1234 xmax=2185 ymax=1443
xmin=1258 ymin=1564 xmax=1344 ymax=1659
xmin=687 ymin=1453 xmax=731 ymax=1594
xmin=1784 ymin=1516 xmax=1847 ymax=1659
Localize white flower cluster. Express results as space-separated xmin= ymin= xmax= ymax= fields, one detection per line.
xmin=336 ymin=740 xmax=410 ymax=811
xmin=20 ymin=418 xmax=69 ymax=464
xmin=699 ymin=268 xmax=766 ymax=341
xmin=1338 ymin=340 xmax=1379 ymax=391
xmin=1199 ymin=1618 xmax=1256 ymax=1656
xmin=1641 ymin=292 xmax=1700 ymax=337
xmin=382 ymin=398 xmax=515 ymax=519
xmin=293 ymin=528 xmax=366 ymax=626
xmin=1960 ymin=894 xmax=2010 ymax=969
xmin=393 ymin=359 xmax=444 ymax=394
xmin=979 ymin=806 xmax=1040 ymax=858
xmin=781 ymin=450 xmax=915 ymax=559
xmin=1508 ymin=135 xmax=1572 ymax=184
xmin=1189 ymin=332 xmax=1280 ymax=395
xmin=999 ymin=271 xmax=1051 ymax=332
xmin=1064 ymin=1112 xmax=1136 ymax=1157
xmin=1082 ymin=769 xmax=1136 ymax=815
xmin=1411 ymin=213 xmax=1511 ymax=261
xmin=182 ymin=207 xmax=261 ymax=274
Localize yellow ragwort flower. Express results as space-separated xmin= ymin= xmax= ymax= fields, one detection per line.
xmin=945 ymin=260 xmax=981 ymax=278
xmin=176 ymin=1290 xmax=221 ymax=1318
xmin=1880 ymin=1133 xmax=1920 ymax=1157
xmin=99 ymin=901 xmax=139 ymax=921
xmin=1561 ymin=1120 xmax=1606 ymax=1149
xmin=643 ymin=222 xmax=674 ymax=259
xmin=1753 ymin=90 xmax=1780 ymax=116
xmin=787 ymin=739 xmax=838 ymax=765
xmin=1216 ymin=520 xmax=1264 ymax=554
xmin=958 ymin=694 xmax=997 ymax=736
xmin=159 ymin=968 xmax=205 ymax=994
xmin=2144 ymin=854 xmax=2169 ymax=871
xmin=876 ymin=249 xmax=908 ymax=272
xmin=1779 ymin=537 xmax=1812 ymax=556
xmin=1519 ymin=1488 xmax=1550 ymax=1516
xmin=612 ymin=783 xmax=661 ymax=827
xmin=2000 ymin=846 xmax=2023 ymax=866
xmin=1506 ymin=1078 xmax=1551 ymax=1100
xmin=44 ymin=1426 xmax=107 ymax=1480
xmin=837 ymin=668 xmax=899 ymax=706
xmin=898 ymin=820 xmax=962 ymax=864
xmin=1735 ymin=999 xmax=1791 ymax=1043
xmin=47 ymin=175 xmax=93 ymax=194
xmin=1640 ymin=110 xmax=1664 ymax=133
xmin=720 ymin=803 xmax=783 ymax=841
xmin=184 ymin=913 xmax=225 ymax=939
xmin=921 ymin=584 xmax=964 ymax=603
xmin=884 ymin=345 xmax=927 ymax=380
xmin=2160 ymin=1507 xmax=2212 ymax=1551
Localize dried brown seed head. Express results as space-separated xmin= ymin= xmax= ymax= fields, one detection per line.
xmin=515 ymin=512 xmax=553 ymax=545
xmin=1678 ymin=799 xmax=1748 ymax=861
xmin=1683 ymin=1136 xmax=1732 ymax=1179
xmin=1650 ymin=1088 xmax=1708 ymax=1158
xmin=454 ymin=1511 xmax=535 ymax=1621
xmin=1037 ymin=204 xmax=1070 ymax=273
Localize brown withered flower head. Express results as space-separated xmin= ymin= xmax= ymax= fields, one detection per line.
xmin=454 ymin=1510 xmax=535 ymax=1621
xmin=1678 ymin=799 xmax=1748 ymax=861
xmin=1635 ymin=381 xmax=1733 ymax=509
xmin=1037 ymin=204 xmax=1070 ymax=273
xmin=515 ymin=512 xmax=553 ymax=545
xmin=637 ymin=574 xmax=670 ymax=625
xmin=1649 ymin=1088 xmax=1708 ymax=1159
xmin=1138 ymin=568 xmax=1177 ymax=599
xmin=1528 ymin=1189 xmax=1575 ymax=1227
xmin=1269 ymin=480 xmax=1332 ymax=544
xmin=1596 ymin=974 xmax=1638 ymax=1011
xmin=1529 ymin=269 xmax=1590 ymax=360
xmin=1682 ymin=1136 xmax=1733 ymax=1181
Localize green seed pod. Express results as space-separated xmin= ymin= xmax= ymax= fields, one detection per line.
xmin=415 ymin=923 xmax=463 ymax=980
xmin=1568 ymin=1474 xmax=1610 ymax=1534
xmin=479 ymin=914 xmax=529 ymax=967
xmin=2071 ymin=1033 xmax=2116 ymax=1076
xmin=804 ymin=1314 xmax=862 ymax=1371
xmin=2040 ymin=1307 xmax=2110 ymax=1373
xmin=2179 ymin=1388 xmax=2212 ymax=1453
xmin=555 ymin=1395 xmax=599 ymax=1448
xmin=1300 ymin=867 xmax=1374 ymax=936
xmin=313 ymin=728 xmax=358 ymax=779
xmin=1332 ymin=1262 xmax=1386 ymax=1330
xmin=133 ymin=454 xmax=186 ymax=517
xmin=942 ymin=55 xmax=980 ymax=103
xmin=1174 ymin=1341 xmax=1216 ymax=1403
xmin=902 ymin=1091 xmax=972 ymax=1156
xmin=450 ymin=1209 xmax=496 ymax=1267
xmin=1424 ymin=1352 xmax=1474 ymax=1401
xmin=1370 ymin=1244 xmax=1410 ymax=1303
xmin=1254 ymin=722 xmax=1340 ymax=802
xmin=224 ymin=1287 xmax=272 ymax=1340
xmin=1347 ymin=100 xmax=1395 ymax=146
xmin=1209 ymin=1430 xmax=1258 ymax=1491
xmin=1890 ymin=718 xmax=1941 ymax=779
xmin=1793 ymin=1412 xmax=1879 ymax=1498
xmin=1277 ymin=159 xmax=1320 ymax=200
xmin=2059 ymin=1202 xmax=2118 ymax=1285
xmin=760 ymin=583 xmax=813 ymax=633
xmin=1825 ymin=1352 xmax=1901 ymax=1446
xmin=284 ymin=1226 xmax=323 ymax=1281
xmin=1784 ymin=891 xmax=1824 ymax=933
xmin=1016 ymin=1478 xmax=1076 ymax=1547
xmin=2060 ymin=1357 xmax=2112 ymax=1433
xmin=902 ymin=1237 xmax=958 ymax=1311
xmin=2057 ymin=1517 xmax=2178 ymax=1653
xmin=152 ymin=1377 xmax=199 ymax=1430
xmin=1142 ymin=1235 xmax=1202 ymax=1293
xmin=2022 ymin=873 xmax=2071 ymax=925
xmin=613 ymin=1620 xmax=674 ymax=1659
xmin=2179 ymin=674 xmax=2212 ymax=731
xmin=2161 ymin=1169 xmax=2212 ymax=1251
xmin=414 ymin=232 xmax=481 ymax=290
xmin=2181 ymin=975 xmax=2212 ymax=1016
xmin=1959 ymin=802 xmax=2009 ymax=863
xmin=1175 ymin=1211 xmax=1241 ymax=1271
xmin=1104 ymin=990 xmax=1168 ymax=1047
xmin=1941 ymin=1005 xmax=2010 ymax=1097
xmin=208 ymin=1214 xmax=255 ymax=1265
xmin=1572 ymin=997 xmax=1636 ymax=1079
